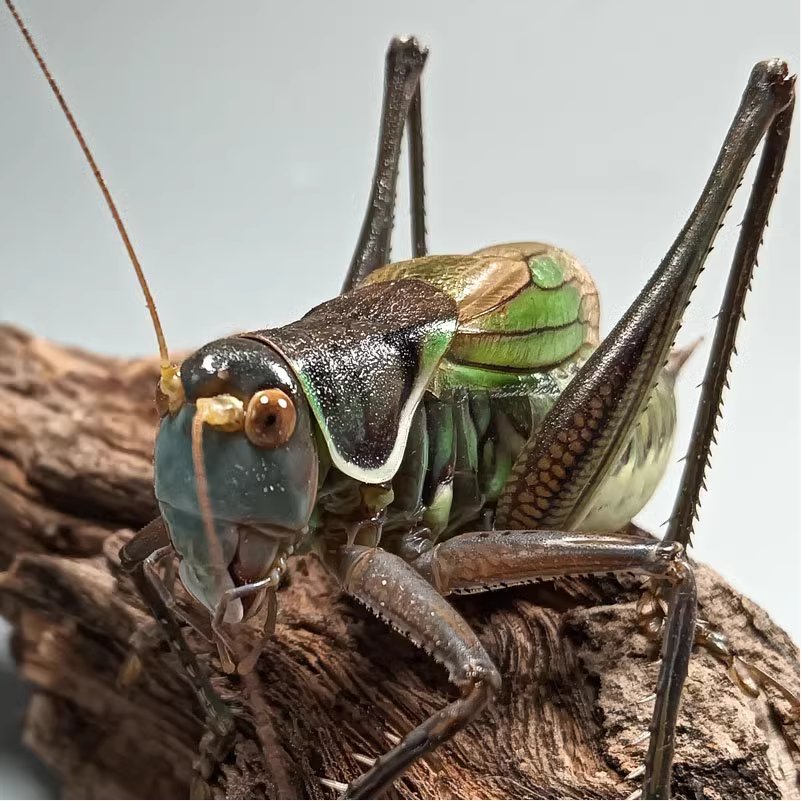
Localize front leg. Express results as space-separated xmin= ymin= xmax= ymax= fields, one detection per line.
xmin=119 ymin=527 xmax=237 ymax=782
xmin=332 ymin=545 xmax=501 ymax=799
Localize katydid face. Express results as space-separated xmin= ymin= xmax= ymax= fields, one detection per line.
xmin=154 ymin=338 xmax=318 ymax=620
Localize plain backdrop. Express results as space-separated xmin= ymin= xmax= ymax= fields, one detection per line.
xmin=0 ymin=1 xmax=798 ymax=797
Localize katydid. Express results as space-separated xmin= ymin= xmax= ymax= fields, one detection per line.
xmin=5 ymin=2 xmax=796 ymax=798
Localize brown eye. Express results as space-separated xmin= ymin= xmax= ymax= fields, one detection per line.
xmin=245 ymin=389 xmax=297 ymax=448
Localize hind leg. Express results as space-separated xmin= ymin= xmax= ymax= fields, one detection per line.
xmin=488 ymin=62 xmax=794 ymax=798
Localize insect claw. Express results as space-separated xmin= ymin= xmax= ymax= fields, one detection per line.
xmin=385 ymin=730 xmax=401 ymax=746
xmin=117 ymin=652 xmax=144 ymax=688
xmin=626 ymin=788 xmax=643 ymax=800
xmin=729 ymin=657 xmax=762 ymax=698
xmin=627 ymin=730 xmax=651 ymax=747
xmin=318 ymin=777 xmax=349 ymax=794
xmin=635 ymin=692 xmax=657 ymax=704
xmin=625 ymin=764 xmax=646 ymax=781
xmin=352 ymin=752 xmax=375 ymax=768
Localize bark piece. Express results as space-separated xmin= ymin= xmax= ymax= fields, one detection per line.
xmin=0 ymin=325 xmax=798 ymax=799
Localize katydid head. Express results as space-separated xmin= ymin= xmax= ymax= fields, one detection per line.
xmin=4 ymin=0 xmax=306 ymax=623
xmin=154 ymin=337 xmax=319 ymax=622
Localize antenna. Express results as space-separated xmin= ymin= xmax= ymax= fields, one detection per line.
xmin=4 ymin=0 xmax=182 ymax=405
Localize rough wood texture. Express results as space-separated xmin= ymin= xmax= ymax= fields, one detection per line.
xmin=0 ymin=324 xmax=798 ymax=800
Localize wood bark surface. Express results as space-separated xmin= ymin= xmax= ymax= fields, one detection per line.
xmin=0 ymin=324 xmax=798 ymax=800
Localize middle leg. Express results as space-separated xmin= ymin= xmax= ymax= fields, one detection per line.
xmin=329 ymin=544 xmax=501 ymax=799
xmin=342 ymin=37 xmax=429 ymax=291
xmin=411 ymin=529 xmax=697 ymax=797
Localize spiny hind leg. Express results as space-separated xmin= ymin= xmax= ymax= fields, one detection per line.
xmin=491 ymin=59 xmax=793 ymax=799
xmin=634 ymin=58 xmax=798 ymax=744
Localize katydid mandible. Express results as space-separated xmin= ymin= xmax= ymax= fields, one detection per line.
xmin=5 ymin=2 xmax=797 ymax=798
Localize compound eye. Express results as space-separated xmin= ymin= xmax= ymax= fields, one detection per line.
xmin=245 ymin=389 xmax=297 ymax=448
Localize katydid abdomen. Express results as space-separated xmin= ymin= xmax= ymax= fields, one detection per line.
xmin=379 ymin=368 xmax=678 ymax=542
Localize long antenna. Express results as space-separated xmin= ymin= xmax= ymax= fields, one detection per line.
xmin=5 ymin=0 xmax=180 ymax=397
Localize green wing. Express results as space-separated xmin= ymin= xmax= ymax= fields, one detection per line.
xmin=363 ymin=241 xmax=600 ymax=391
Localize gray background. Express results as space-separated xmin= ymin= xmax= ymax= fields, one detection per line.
xmin=1 ymin=1 xmax=798 ymax=797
